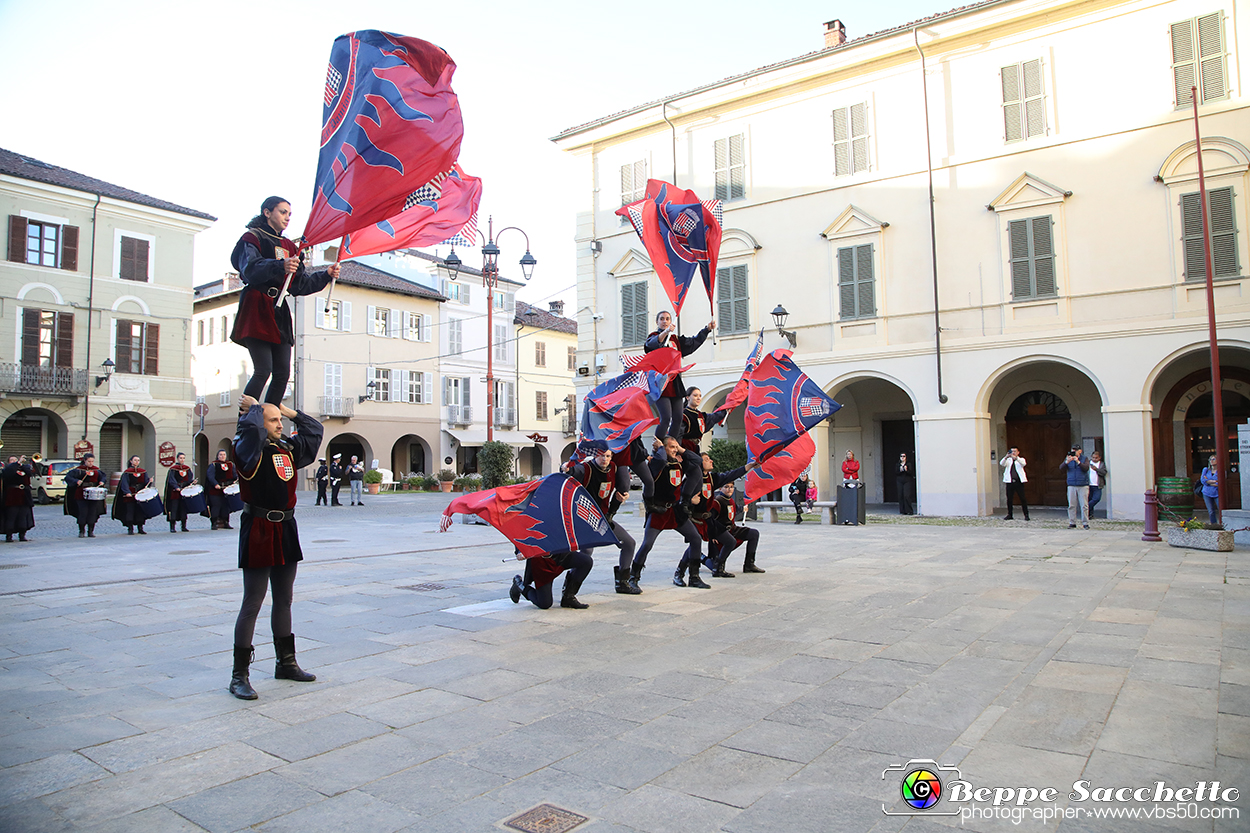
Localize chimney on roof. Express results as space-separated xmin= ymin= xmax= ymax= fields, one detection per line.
xmin=824 ymin=19 xmax=846 ymax=48
xmin=226 ymin=272 xmax=241 ymax=291
xmin=548 ymin=300 xmax=565 ymax=317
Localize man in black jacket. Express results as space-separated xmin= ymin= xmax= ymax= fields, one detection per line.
xmin=329 ymin=454 xmax=344 ymax=506
xmin=314 ymin=458 xmax=328 ymax=506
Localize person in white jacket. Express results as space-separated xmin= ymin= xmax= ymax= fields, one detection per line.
xmin=1000 ymin=447 xmax=1029 ymax=521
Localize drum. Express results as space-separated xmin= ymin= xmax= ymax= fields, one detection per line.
xmin=135 ymin=486 xmax=164 ymax=519
xmin=224 ymin=483 xmax=244 ymax=513
xmin=83 ymin=486 xmax=108 ymax=501
xmin=180 ymin=484 xmax=207 ymax=514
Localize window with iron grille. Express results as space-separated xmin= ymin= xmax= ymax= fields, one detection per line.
xmin=1002 ymin=59 xmax=1046 ymax=143
xmin=620 ymin=281 xmax=648 ymax=347
xmin=1008 ymin=216 xmax=1057 ymax=299
xmin=832 ymin=103 xmax=869 ymax=175
xmin=716 ymin=264 xmax=750 ymax=334
xmin=1171 ymin=12 xmax=1227 ymax=108
xmin=1182 ymin=187 xmax=1240 ymax=281
xmin=714 ymin=134 xmax=746 ymax=201
xmin=837 ymin=244 xmax=876 ymax=320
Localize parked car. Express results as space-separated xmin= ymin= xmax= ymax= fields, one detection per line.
xmin=629 ymin=469 xmax=642 ymax=490
xmin=34 ymin=459 xmax=78 ymax=504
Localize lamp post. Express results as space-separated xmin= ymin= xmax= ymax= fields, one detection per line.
xmin=771 ymin=305 xmax=798 ymax=350
xmin=357 ymin=380 xmax=376 ymax=405
xmin=443 ymin=217 xmax=536 ymax=442
xmin=94 ymin=358 xmax=115 ymax=388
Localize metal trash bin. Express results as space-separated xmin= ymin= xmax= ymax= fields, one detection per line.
xmin=837 ymin=481 xmax=866 ymax=525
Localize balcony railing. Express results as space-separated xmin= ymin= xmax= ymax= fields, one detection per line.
xmin=562 ymin=414 xmax=577 ymax=437
xmin=318 ymin=396 xmax=354 ymax=419
xmin=494 ymin=407 xmax=516 ymax=428
xmin=447 ymin=405 xmax=473 ymax=425
xmin=0 ymin=363 xmax=88 ymax=396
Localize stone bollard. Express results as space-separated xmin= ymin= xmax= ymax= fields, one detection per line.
xmin=1142 ymin=489 xmax=1162 ymax=542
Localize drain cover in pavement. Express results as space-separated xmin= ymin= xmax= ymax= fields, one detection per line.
xmin=400 ymin=583 xmax=447 ymax=591
xmin=503 ymin=804 xmax=588 ymax=833
xmin=168 ymin=550 xmax=209 ymax=555
xmin=0 ymin=564 xmax=26 ymax=570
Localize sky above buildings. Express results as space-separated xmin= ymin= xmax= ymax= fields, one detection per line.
xmin=0 ymin=0 xmax=949 ymax=311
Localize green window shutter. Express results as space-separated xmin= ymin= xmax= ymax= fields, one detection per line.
xmin=1009 ymin=219 xmax=1033 ymax=298
xmin=1172 ymin=18 xmax=1197 ymax=107
xmin=714 ymin=138 xmax=728 ymax=201
xmin=1209 ymin=187 xmax=1239 ymax=277
xmin=729 ymin=134 xmax=745 ymax=200
xmin=832 ymin=108 xmax=850 ymax=175
xmin=1023 ymin=59 xmax=1045 ymax=138
xmin=1181 ymin=192 xmax=1206 ymax=280
xmin=855 ymin=244 xmax=875 ymax=317
xmin=1031 ymin=217 xmax=1056 ymax=296
xmin=1197 ymin=12 xmax=1226 ymax=103
xmin=621 ymin=282 xmax=635 ymax=346
xmin=716 ymin=266 xmax=733 ymax=327
xmin=731 ymin=263 xmax=750 ymax=333
xmin=851 ymin=103 xmax=869 ymax=173
xmin=633 ymin=281 xmax=647 ymax=346
xmin=1002 ymin=64 xmax=1024 ymax=142
xmin=838 ymin=247 xmax=856 ymax=319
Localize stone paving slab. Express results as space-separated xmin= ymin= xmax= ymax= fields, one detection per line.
xmin=0 ymin=493 xmax=1246 ymax=831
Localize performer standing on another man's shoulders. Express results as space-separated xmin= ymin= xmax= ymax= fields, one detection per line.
xmin=644 ymin=311 xmax=714 ymax=441
xmin=228 ymin=393 xmax=323 ymax=701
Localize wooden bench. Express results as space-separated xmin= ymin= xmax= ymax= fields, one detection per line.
xmin=755 ymin=500 xmax=837 ymax=524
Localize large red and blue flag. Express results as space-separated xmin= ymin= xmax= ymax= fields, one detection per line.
xmin=439 ymin=474 xmax=619 ymax=558
xmin=716 ymin=328 xmax=765 ymax=415
xmin=338 ymin=164 xmax=481 ymax=259
xmin=580 ymin=350 xmax=689 ymax=452
xmin=742 ymin=350 xmax=841 ymax=501
xmin=616 ymin=180 xmax=723 ymax=315
xmin=303 ymin=31 xmax=464 ymax=247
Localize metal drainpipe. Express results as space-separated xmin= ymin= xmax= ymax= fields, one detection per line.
xmin=914 ymin=28 xmax=949 ymax=405
xmin=82 ymin=193 xmax=102 ymax=441
xmin=661 ymin=100 xmax=678 ymax=185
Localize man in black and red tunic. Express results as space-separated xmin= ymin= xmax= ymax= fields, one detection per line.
xmin=206 ymin=448 xmax=238 ymax=530
xmin=227 ymin=394 xmax=323 ymax=700
xmin=644 ymin=311 xmax=714 ymax=440
xmin=164 ymin=452 xmax=195 ymax=533
xmin=675 ymin=452 xmax=754 ymax=582
xmin=679 ymin=388 xmax=728 ymax=455
xmin=64 ymin=454 xmax=106 ymax=538
xmin=704 ymin=481 xmax=763 ymax=576
xmin=629 ymin=436 xmax=709 ymax=589
xmin=567 ymin=448 xmax=637 ymax=595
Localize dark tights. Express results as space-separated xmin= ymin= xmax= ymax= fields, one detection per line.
xmin=234 ymin=563 xmax=298 ymax=646
xmin=521 ymin=551 xmax=594 ymax=609
xmin=633 ymin=517 xmax=703 ymax=571
xmin=242 ymin=337 xmax=293 ymax=405
xmin=655 ymin=396 xmax=685 ymax=441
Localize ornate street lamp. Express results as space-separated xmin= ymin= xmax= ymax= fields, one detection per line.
xmin=771 ymin=304 xmax=797 ymax=350
xmin=357 ymin=380 xmax=376 ymax=404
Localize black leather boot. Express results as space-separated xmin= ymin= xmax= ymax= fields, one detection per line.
xmin=614 ymin=566 xmax=641 ymax=595
xmin=629 ymin=563 xmax=643 ymax=593
xmin=743 ymin=557 xmax=765 ymax=573
xmin=229 ymin=645 xmax=257 ymax=700
xmin=673 ymin=564 xmax=687 ymax=587
xmin=170 ymin=521 xmax=177 ymax=533
xmin=274 ymin=634 xmax=316 ymax=682
xmin=560 ymin=594 xmax=589 ymax=609
xmin=181 ymin=521 xmax=188 ymax=532
xmin=686 ymin=564 xmax=711 ymax=589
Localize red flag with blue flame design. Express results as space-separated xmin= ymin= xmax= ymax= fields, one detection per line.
xmin=616 ymin=180 xmax=722 ymax=315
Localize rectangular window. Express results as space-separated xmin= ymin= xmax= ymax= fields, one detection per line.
xmin=221 ymin=316 xmax=228 ymax=342
xmin=371 ymin=306 xmax=389 ymax=337
xmin=620 ymin=159 xmax=646 ymax=224
xmin=219 ymin=390 xmax=231 ymax=407
xmin=207 ymin=318 xmax=214 ymax=344
xmin=1182 ymin=187 xmax=1240 ymax=281
xmin=442 ymin=281 xmax=470 ymax=305
xmin=320 ymin=299 xmax=341 ymax=331
xmin=21 ymin=309 xmax=73 ymax=369
xmin=372 ymin=367 xmax=391 ymax=402
xmin=1002 ymin=59 xmax=1045 ymax=143
xmin=115 ymin=319 xmax=159 ymax=375
xmin=832 ymin=103 xmax=869 ymax=176
xmin=405 ymin=311 xmax=422 ymax=341
xmin=444 ymin=376 xmax=462 ymax=406
xmin=568 ymin=346 xmax=576 ymax=371
xmin=448 ymin=318 xmax=463 ymax=355
xmin=837 ymin=244 xmax=876 ymax=320
xmin=536 ymin=390 xmax=548 ymax=421
xmin=324 ymin=363 xmax=342 ymax=397
xmin=8 ymin=216 xmax=77 ymax=270
xmin=714 ymin=134 xmax=746 ymax=202
xmin=494 ymin=290 xmax=506 ymax=309
xmin=620 ymin=281 xmax=648 ymax=347
xmin=1172 ymin=12 xmax=1227 ymax=108
xmin=535 ymin=341 xmax=546 ymax=367
xmin=716 ymin=264 xmax=750 ymax=334
xmin=407 ymin=370 xmax=422 ymax=403
xmin=1009 ymin=216 xmax=1057 ymax=299
xmin=119 ymin=236 xmax=150 ymax=281
xmin=495 ymin=323 xmax=508 ymax=361
xmin=197 ymin=319 xmax=205 ymax=346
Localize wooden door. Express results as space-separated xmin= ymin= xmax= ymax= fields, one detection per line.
xmin=1005 ymin=419 xmax=1069 ymax=506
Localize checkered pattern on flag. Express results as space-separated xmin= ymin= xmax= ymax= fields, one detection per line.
xmin=339 ymin=164 xmax=481 ymax=259
xmin=576 ymin=495 xmax=607 ymax=535
xmin=323 ymin=62 xmax=343 ymax=106
xmin=615 ymin=180 xmax=723 ymax=315
xmin=438 ymin=474 xmax=618 ymax=558
xmin=580 ymin=350 xmax=689 ymax=453
xmin=742 ymin=350 xmax=841 ymax=501
xmin=441 ymin=211 xmax=478 ymax=247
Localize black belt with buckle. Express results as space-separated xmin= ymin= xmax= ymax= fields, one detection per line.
xmin=244 ymin=503 xmax=294 ymax=522
xmin=265 ymin=287 xmax=279 ymax=298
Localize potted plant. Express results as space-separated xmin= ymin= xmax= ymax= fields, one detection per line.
xmin=422 ymin=475 xmax=439 ymax=491
xmin=405 ymin=475 xmax=423 ymax=491
xmin=363 ymin=468 xmax=384 ymax=495
xmin=437 ymin=469 xmax=456 ymax=493
xmin=1165 ymin=517 xmax=1234 ymax=552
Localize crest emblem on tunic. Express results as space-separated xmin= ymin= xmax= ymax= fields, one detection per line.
xmin=727 ymin=504 xmax=735 ymax=520
xmin=669 ymin=468 xmax=682 ymax=487
xmin=598 ymin=481 xmax=613 ymax=499
xmin=702 ymin=482 xmax=712 ymax=498
xmin=273 ymin=454 xmax=294 ymax=481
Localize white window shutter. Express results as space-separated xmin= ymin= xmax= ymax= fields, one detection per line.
xmin=390 ymin=309 xmax=401 ymax=338
xmin=422 ymin=313 xmax=432 ymax=342
xmin=462 ymin=379 xmax=472 ymax=409
xmin=443 ymin=376 xmax=451 ymax=405
xmin=505 ymin=292 xmax=515 ymax=312
xmin=462 ymin=284 xmax=471 ymax=305
xmin=391 ymin=368 xmax=401 ymax=402
xmin=316 ymin=304 xmax=326 ymax=330
xmin=400 ymin=312 xmax=409 ymax=340
xmin=366 ymin=305 xmax=377 ymax=336
xmin=423 ymin=373 xmax=433 ymax=404
xmin=340 ymin=302 xmax=351 ymax=331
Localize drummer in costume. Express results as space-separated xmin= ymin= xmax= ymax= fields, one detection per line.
xmin=228 ymin=393 xmax=323 ymax=700
xmin=164 ymin=452 xmax=195 ymax=533
xmin=680 ymin=388 xmax=728 ymax=454
xmin=64 ymin=454 xmax=107 ymax=538
xmin=314 ymin=458 xmax=328 ymax=506
xmin=113 ymin=455 xmax=153 ymax=535
xmin=2 ymin=455 xmax=36 ymax=542
xmin=229 ymin=196 xmax=339 ymax=405
xmin=629 ymin=436 xmax=709 ymax=588
xmin=206 ymin=449 xmax=238 ymax=530
xmin=567 ymin=448 xmax=639 ymax=595
xmin=705 ymin=481 xmax=763 ymax=575
xmin=644 ymin=311 xmax=714 ymax=441
xmin=675 ymin=453 xmax=754 ymax=582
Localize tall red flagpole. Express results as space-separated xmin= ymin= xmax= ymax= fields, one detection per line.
xmin=1192 ymin=87 xmax=1226 ymax=525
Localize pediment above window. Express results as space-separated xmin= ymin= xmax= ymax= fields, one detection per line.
xmin=989 ymin=173 xmax=1071 ymax=212
xmin=607 ymin=248 xmax=652 ymax=277
xmin=820 ymin=206 xmax=889 ymax=241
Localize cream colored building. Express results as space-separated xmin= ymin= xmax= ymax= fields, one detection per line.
xmin=513 ymin=300 xmax=579 ymax=476
xmin=554 ymin=0 xmax=1250 ymax=519
xmin=1 ymin=148 xmax=214 ymax=486
xmin=192 ymin=260 xmax=445 ymax=485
